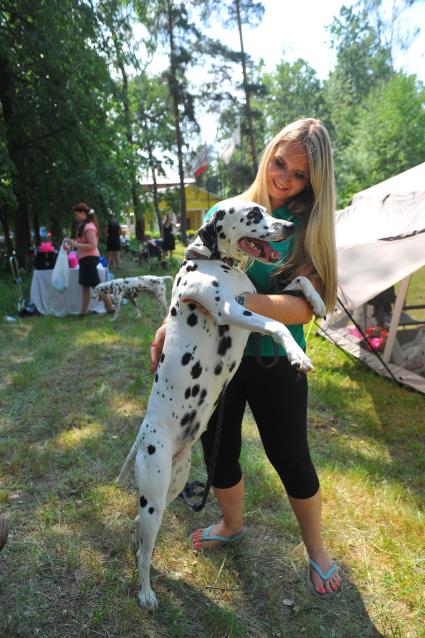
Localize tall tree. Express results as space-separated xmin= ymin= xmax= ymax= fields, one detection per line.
xmin=263 ymin=58 xmax=327 ymax=137
xmin=325 ymin=4 xmax=393 ymax=149
xmin=337 ymin=73 xmax=425 ymax=205
xmin=136 ymin=0 xmax=201 ymax=245
xmin=96 ymin=0 xmax=147 ymax=240
xmin=131 ymin=71 xmax=175 ymax=233
xmin=325 ymin=1 xmax=423 ymax=204
xmin=357 ymin=0 xmax=422 ymax=71
xmin=196 ymin=0 xmax=265 ymax=177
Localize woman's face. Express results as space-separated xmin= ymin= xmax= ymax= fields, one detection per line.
xmin=266 ymin=142 xmax=310 ymax=209
xmin=74 ymin=210 xmax=87 ymax=223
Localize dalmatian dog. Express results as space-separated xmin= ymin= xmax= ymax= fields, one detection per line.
xmin=94 ymin=275 xmax=172 ymax=321
xmin=116 ymin=199 xmax=326 ymax=609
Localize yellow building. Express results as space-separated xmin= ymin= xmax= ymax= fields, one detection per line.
xmin=157 ymin=184 xmax=219 ymax=231
xmin=185 ymin=184 xmax=220 ymax=229
xmin=140 ymin=172 xmax=220 ymax=232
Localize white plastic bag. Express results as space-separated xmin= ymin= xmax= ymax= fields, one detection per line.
xmin=51 ymin=241 xmax=70 ymax=292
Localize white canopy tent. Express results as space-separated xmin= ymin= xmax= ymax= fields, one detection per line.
xmin=321 ymin=162 xmax=425 ymax=394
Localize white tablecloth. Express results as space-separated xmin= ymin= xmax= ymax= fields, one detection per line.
xmin=30 ymin=265 xmax=107 ymax=316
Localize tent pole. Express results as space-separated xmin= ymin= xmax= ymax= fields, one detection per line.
xmin=383 ymin=275 xmax=411 ymax=363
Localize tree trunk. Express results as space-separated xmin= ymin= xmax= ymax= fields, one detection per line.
xmin=0 ymin=50 xmax=32 ymax=265
xmin=150 ymin=164 xmax=163 ymax=235
xmin=235 ymin=0 xmax=258 ymax=176
xmin=33 ymin=209 xmax=41 ymax=246
xmin=110 ymin=29 xmax=145 ymax=242
xmin=0 ymin=209 xmax=13 ymax=256
xmin=167 ymin=0 xmax=188 ymax=245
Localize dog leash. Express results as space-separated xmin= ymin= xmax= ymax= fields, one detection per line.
xmin=180 ymin=290 xmax=315 ymax=511
xmin=253 ymin=288 xmax=308 ymax=369
xmin=178 ymin=391 xmax=227 ymax=512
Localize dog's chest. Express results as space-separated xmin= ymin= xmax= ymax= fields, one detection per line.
xmin=144 ymin=262 xmax=254 ymax=449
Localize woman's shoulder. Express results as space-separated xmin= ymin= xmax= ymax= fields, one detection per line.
xmin=84 ymin=222 xmax=97 ymax=232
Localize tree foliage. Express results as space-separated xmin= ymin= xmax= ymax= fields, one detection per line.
xmin=1 ymin=0 xmax=424 ymax=262
xmin=263 ymin=58 xmax=327 ymax=136
xmin=337 ymin=73 xmax=425 ymax=204
xmin=0 ymin=0 xmax=129 ymax=262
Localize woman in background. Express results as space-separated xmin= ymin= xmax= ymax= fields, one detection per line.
xmin=106 ymin=217 xmax=122 ymax=271
xmin=66 ymin=203 xmax=114 ymax=316
xmin=162 ymin=213 xmax=176 ymax=260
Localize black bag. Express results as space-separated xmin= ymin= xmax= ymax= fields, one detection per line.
xmin=33 ymin=251 xmax=57 ymax=270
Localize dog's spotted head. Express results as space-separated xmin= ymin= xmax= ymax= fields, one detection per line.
xmin=185 ymin=200 xmax=294 ymax=264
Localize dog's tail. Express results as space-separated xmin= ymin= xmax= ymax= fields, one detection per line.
xmin=115 ymin=440 xmax=137 ymax=486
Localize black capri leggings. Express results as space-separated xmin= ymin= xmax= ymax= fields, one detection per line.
xmin=201 ymin=356 xmax=320 ymax=499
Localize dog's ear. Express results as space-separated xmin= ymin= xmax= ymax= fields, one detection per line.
xmin=197 ymin=216 xmax=219 ymax=257
xmin=184 ymin=209 xmax=225 ymax=260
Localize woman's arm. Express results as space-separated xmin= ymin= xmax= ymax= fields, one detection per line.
xmin=150 ymin=321 xmax=167 ymax=372
xmin=243 ymin=293 xmax=313 ymax=325
xmin=75 ymin=228 xmax=98 ymax=251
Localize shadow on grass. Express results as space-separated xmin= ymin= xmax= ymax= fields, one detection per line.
xmin=308 ymin=352 xmax=425 ymax=508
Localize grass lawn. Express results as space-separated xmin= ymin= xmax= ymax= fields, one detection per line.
xmin=0 ymin=250 xmax=424 ymax=637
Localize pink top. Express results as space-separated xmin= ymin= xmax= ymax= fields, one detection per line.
xmin=75 ymin=222 xmax=100 ymax=259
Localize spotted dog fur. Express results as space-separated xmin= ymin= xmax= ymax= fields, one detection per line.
xmin=94 ymin=275 xmax=172 ymax=320
xmin=116 ymin=200 xmax=326 ymax=609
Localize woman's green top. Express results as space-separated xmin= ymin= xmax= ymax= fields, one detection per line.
xmin=203 ymin=202 xmax=306 ymax=357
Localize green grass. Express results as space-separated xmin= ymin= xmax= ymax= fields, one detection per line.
xmin=0 ymin=251 xmax=424 ymax=637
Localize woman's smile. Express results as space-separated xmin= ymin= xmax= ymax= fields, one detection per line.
xmin=267 ymin=142 xmax=310 ymax=209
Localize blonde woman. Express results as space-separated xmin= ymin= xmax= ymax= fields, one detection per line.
xmin=151 ymin=119 xmax=341 ymax=598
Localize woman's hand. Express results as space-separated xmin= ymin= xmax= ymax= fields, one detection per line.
xmin=150 ymin=323 xmax=167 ymax=373
xmin=150 ymin=301 xmax=209 ymax=374
xmin=63 ymin=238 xmax=74 ymax=251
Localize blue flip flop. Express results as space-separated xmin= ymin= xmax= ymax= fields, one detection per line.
xmin=191 ymin=524 xmax=246 ymax=550
xmin=307 ymin=558 xmax=341 ymax=598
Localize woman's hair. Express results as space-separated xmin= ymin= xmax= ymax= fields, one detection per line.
xmin=73 ymin=202 xmax=99 ymax=238
xmin=240 ymin=118 xmax=337 ymax=312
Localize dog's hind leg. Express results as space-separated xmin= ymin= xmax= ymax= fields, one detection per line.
xmin=156 ymin=287 xmax=169 ymax=313
xmin=134 ymin=438 xmax=173 ymax=609
xmin=166 ymin=447 xmax=192 ymax=505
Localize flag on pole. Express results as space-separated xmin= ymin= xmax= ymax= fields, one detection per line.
xmin=219 ymin=125 xmax=241 ymax=165
xmin=192 ymin=144 xmax=209 ymax=178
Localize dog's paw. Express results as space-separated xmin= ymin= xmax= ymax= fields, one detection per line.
xmin=285 ymin=276 xmax=326 ymax=318
xmin=307 ymin=294 xmax=326 ymax=319
xmin=138 ymin=588 xmax=158 ymax=610
xmin=286 ymin=344 xmax=314 ymax=373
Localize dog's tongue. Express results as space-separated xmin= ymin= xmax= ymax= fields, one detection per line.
xmin=238 ymin=238 xmax=280 ymax=262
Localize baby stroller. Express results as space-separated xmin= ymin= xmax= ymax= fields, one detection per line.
xmin=9 ymin=255 xmax=38 ymax=316
xmin=9 ymin=255 xmax=26 ymax=313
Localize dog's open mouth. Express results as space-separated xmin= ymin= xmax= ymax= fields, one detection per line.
xmin=237 ymin=238 xmax=280 ymax=263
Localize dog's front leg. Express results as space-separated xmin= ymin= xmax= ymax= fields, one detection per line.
xmin=179 ymin=284 xmax=313 ymax=372
xmin=217 ymin=299 xmax=314 ymax=372
xmin=110 ymin=294 xmax=123 ymax=321
xmin=130 ymin=298 xmax=141 ymax=318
